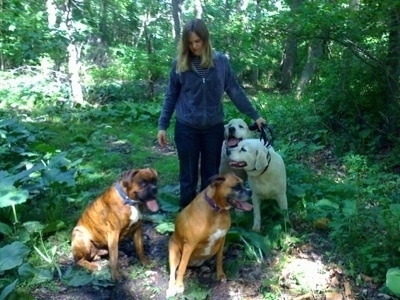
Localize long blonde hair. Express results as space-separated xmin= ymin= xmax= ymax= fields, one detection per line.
xmin=176 ymin=19 xmax=214 ymax=73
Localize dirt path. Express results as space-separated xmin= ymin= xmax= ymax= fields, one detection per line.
xmin=30 ymin=218 xmax=396 ymax=300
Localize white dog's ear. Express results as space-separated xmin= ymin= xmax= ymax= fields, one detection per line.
xmin=255 ymin=150 xmax=268 ymax=170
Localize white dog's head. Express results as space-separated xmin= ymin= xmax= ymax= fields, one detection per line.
xmin=224 ymin=118 xmax=253 ymax=148
xmin=226 ymin=139 xmax=270 ymax=172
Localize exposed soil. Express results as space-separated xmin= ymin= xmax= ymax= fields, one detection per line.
xmin=30 ymin=145 xmax=399 ymax=300
xmin=30 ymin=218 xmax=398 ymax=300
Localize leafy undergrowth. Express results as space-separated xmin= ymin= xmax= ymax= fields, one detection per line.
xmin=27 ymin=147 xmax=398 ymax=300
xmin=2 ymin=98 xmax=400 ymax=300
xmin=28 ymin=220 xmax=392 ymax=300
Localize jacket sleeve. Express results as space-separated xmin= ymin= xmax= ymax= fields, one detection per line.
xmin=222 ymin=55 xmax=260 ymax=121
xmin=158 ymin=61 xmax=181 ymax=130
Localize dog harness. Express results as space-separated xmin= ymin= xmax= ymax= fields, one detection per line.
xmin=114 ymin=182 xmax=140 ymax=206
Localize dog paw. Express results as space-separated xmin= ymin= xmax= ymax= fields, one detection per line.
xmin=111 ymin=269 xmax=122 ymax=282
xmin=252 ymin=224 xmax=261 ymax=232
xmin=217 ymin=272 xmax=227 ymax=282
xmin=78 ymin=260 xmax=102 ymax=272
xmin=166 ymin=288 xmax=176 ymax=298
xmin=175 ymin=284 xmax=184 ymax=294
xmin=166 ymin=283 xmax=184 ymax=298
xmin=140 ymin=257 xmax=150 ymax=266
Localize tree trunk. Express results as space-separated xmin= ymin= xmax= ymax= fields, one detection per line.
xmin=194 ymin=0 xmax=203 ymax=19
xmin=144 ymin=24 xmax=154 ymax=98
xmin=100 ymin=0 xmax=109 ymax=45
xmin=386 ymin=6 xmax=400 ymax=104
xmin=296 ymin=38 xmax=324 ymax=99
xmin=249 ymin=0 xmax=261 ymax=86
xmin=0 ymin=0 xmax=4 ymax=70
xmin=171 ymin=0 xmax=182 ymax=44
xmin=63 ymin=0 xmax=85 ymax=106
xmin=379 ymin=5 xmax=400 ymax=144
xmin=279 ymin=37 xmax=297 ymax=92
xmin=278 ymin=0 xmax=303 ymax=92
xmin=46 ymin=0 xmax=57 ymax=29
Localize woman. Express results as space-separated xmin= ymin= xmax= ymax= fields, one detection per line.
xmin=157 ymin=18 xmax=266 ymax=208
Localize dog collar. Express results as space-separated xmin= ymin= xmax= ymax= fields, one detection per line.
xmin=204 ymin=193 xmax=227 ymax=213
xmin=260 ymin=151 xmax=272 ymax=175
xmin=251 ymin=150 xmax=272 ymax=175
xmin=114 ymin=182 xmax=140 ymax=206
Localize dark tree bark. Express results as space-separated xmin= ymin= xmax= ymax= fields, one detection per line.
xmin=249 ymin=0 xmax=261 ymax=86
xmin=100 ymin=0 xmax=109 ymax=45
xmin=279 ymin=35 xmax=297 ymax=92
xmin=278 ymin=0 xmax=303 ymax=92
xmin=171 ymin=0 xmax=182 ymax=44
xmin=144 ymin=24 xmax=155 ymax=98
xmin=386 ymin=6 xmax=400 ymax=104
xmin=296 ymin=38 xmax=324 ymax=98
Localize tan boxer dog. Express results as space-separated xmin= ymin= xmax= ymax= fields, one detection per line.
xmin=166 ymin=174 xmax=252 ymax=297
xmin=71 ymin=168 xmax=159 ymax=282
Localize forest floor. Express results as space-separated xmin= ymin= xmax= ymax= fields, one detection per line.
xmin=30 ymin=219 xmax=395 ymax=300
xmin=30 ymin=145 xmax=398 ymax=300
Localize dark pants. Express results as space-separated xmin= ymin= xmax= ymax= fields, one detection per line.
xmin=174 ymin=120 xmax=224 ymax=208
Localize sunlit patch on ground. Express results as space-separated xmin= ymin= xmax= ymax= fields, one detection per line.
xmin=280 ymin=256 xmax=330 ymax=293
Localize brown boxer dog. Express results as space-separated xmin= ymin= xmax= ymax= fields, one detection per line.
xmin=166 ymin=173 xmax=252 ymax=297
xmin=71 ymin=168 xmax=159 ymax=282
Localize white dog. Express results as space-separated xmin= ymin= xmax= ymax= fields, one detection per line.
xmin=219 ymin=118 xmax=254 ymax=181
xmin=226 ymin=139 xmax=287 ymax=232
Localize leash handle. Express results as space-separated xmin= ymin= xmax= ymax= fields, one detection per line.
xmin=249 ymin=123 xmax=274 ymax=147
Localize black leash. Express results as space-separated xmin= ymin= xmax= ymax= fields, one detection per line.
xmin=249 ymin=123 xmax=275 ymax=147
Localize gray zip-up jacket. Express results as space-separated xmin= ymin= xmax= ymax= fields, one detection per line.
xmin=158 ymin=51 xmax=260 ymax=130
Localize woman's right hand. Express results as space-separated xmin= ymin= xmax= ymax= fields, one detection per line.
xmin=157 ymin=130 xmax=167 ymax=147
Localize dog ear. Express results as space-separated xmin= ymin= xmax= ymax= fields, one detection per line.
xmin=121 ymin=169 xmax=139 ymax=187
xmin=255 ymin=150 xmax=268 ymax=170
xmin=149 ymin=168 xmax=158 ymax=178
xmin=209 ymin=175 xmax=226 ymax=186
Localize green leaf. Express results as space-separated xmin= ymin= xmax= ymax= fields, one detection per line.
xmin=6 ymin=163 xmax=44 ymax=183
xmin=18 ymin=262 xmax=39 ymax=278
xmin=34 ymin=143 xmax=58 ymax=153
xmin=23 ymin=221 xmax=44 ymax=234
xmin=157 ymin=190 xmax=180 ymax=213
xmin=0 ymin=241 xmax=30 ymax=271
xmin=240 ymin=230 xmax=271 ymax=255
xmin=316 ymin=198 xmax=339 ymax=210
xmin=226 ymin=229 xmax=242 ymax=243
xmin=0 ymin=279 xmax=18 ymax=300
xmin=389 ymin=204 xmax=400 ymax=218
xmin=73 ymin=136 xmax=88 ymax=143
xmin=0 ymin=222 xmax=12 ymax=236
xmin=289 ymin=184 xmax=306 ymax=198
xmin=33 ymin=246 xmax=52 ymax=263
xmin=386 ymin=268 xmax=400 ymax=297
xmin=43 ymin=221 xmax=66 ymax=234
xmin=0 ymin=171 xmax=13 ymax=186
xmin=67 ymin=270 xmax=95 ymax=287
xmin=41 ymin=168 xmax=75 ymax=186
xmin=155 ymin=221 xmax=174 ymax=234
xmin=18 ymin=263 xmax=54 ymax=284
xmin=0 ymin=186 xmax=29 ymax=208
xmin=342 ymin=200 xmax=357 ymax=217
